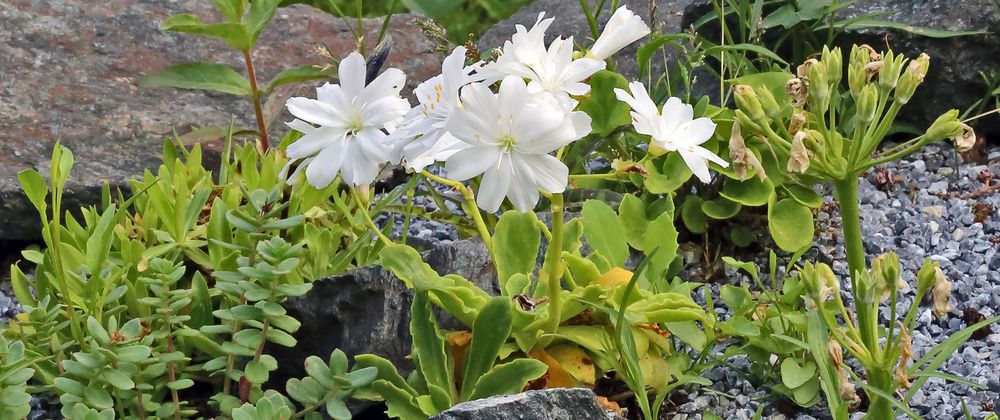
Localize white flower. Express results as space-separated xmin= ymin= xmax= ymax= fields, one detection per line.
xmin=588 ymin=6 xmax=651 ymax=60
xmin=444 ymin=76 xmax=591 ymax=212
xmin=389 ymin=46 xmax=479 ymax=172
xmin=482 ymin=13 xmax=605 ymax=108
xmin=283 ymin=52 xmax=410 ymax=188
xmin=614 ymin=81 xmax=728 ymax=183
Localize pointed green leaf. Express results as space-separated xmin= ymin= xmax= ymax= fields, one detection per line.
xmin=140 ymin=62 xmax=251 ymax=95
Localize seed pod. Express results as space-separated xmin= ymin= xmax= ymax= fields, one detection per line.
xmin=822 ymin=46 xmax=843 ymax=88
xmin=856 ymin=83 xmax=879 ymax=124
xmin=916 ymin=258 xmax=938 ymax=299
xmin=734 ymin=85 xmax=767 ymax=121
xmin=954 ymin=123 xmax=977 ymax=153
xmin=757 ymin=86 xmax=782 ymax=119
xmin=924 ymin=110 xmax=964 ymax=143
xmin=895 ymin=53 xmax=930 ymax=104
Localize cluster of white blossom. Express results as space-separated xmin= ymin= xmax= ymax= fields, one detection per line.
xmin=282 ymin=6 xmax=727 ymax=212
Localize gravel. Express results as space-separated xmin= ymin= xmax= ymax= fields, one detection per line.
xmin=4 ymin=145 xmax=1000 ymax=419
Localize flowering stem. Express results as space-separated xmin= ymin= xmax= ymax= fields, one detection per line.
xmin=351 ymin=188 xmax=392 ymax=245
xmin=242 ymin=49 xmax=269 ymax=152
xmin=832 ymin=178 xmax=865 ymax=295
xmin=420 ymin=171 xmax=494 ymax=255
xmin=537 ymin=193 xmax=565 ymax=350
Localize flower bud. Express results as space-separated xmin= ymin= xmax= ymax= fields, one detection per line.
xmin=856 ymin=83 xmax=879 ymax=124
xmin=954 ymin=123 xmax=977 ymax=153
xmin=786 ymin=78 xmax=808 ymax=108
xmin=871 ymin=252 xmax=901 ymax=302
xmin=895 ymin=53 xmax=930 ymax=105
xmin=734 ymin=85 xmax=767 ymax=121
xmin=848 ymin=45 xmax=873 ymax=96
xmin=788 ymin=131 xmax=812 ymax=174
xmin=807 ymin=63 xmax=830 ymax=110
xmin=924 ymin=110 xmax=964 ymax=143
xmin=788 ymin=111 xmax=808 ymax=136
xmin=916 ymin=258 xmax=938 ymax=299
xmin=931 ymin=267 xmax=952 ymax=317
xmin=822 ymin=46 xmax=843 ymax=88
xmin=735 ymin=110 xmax=763 ymax=135
xmin=855 ymin=268 xmax=885 ymax=305
xmin=757 ymin=87 xmax=782 ymax=119
xmin=879 ymin=50 xmax=905 ymax=91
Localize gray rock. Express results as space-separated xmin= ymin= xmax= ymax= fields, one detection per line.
xmin=836 ymin=0 xmax=1000 ymax=139
xmin=268 ymin=238 xmax=496 ymax=386
xmin=0 ymin=0 xmax=443 ymax=240
xmin=430 ymin=388 xmax=620 ymax=420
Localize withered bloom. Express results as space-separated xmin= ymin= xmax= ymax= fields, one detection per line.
xmin=931 ymin=267 xmax=952 ymax=317
xmin=788 ymin=131 xmax=812 ymax=174
xmin=786 ymin=78 xmax=808 ymax=108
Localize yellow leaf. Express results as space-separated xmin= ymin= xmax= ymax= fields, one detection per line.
xmin=595 ymin=267 xmax=633 ymax=289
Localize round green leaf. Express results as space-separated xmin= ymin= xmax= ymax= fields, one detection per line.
xmin=780 ymin=358 xmax=817 ymax=389
xmin=680 ymin=196 xmax=707 ymax=234
xmin=644 ymin=153 xmax=692 ymax=194
xmin=782 ymin=184 xmax=824 ymax=208
xmin=768 ymin=198 xmax=814 ymax=252
xmin=720 ymin=177 xmax=774 ymax=207
xmin=701 ymin=197 xmax=742 ymax=219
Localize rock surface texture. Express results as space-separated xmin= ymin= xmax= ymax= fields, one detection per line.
xmin=429 ymin=388 xmax=620 ymax=420
xmin=268 ymin=238 xmax=496 ymax=385
xmin=483 ymin=0 xmax=1000 ymax=139
xmin=0 ymin=0 xmax=441 ymax=240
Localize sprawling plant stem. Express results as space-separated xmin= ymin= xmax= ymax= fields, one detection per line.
xmin=243 ymin=49 xmax=269 ymax=152
xmin=421 ymin=171 xmax=495 ymax=257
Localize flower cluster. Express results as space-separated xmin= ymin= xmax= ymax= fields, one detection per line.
xmin=281 ymin=6 xmax=725 ymax=212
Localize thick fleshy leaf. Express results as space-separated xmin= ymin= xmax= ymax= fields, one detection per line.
xmin=459 ymin=297 xmax=514 ymax=401
xmin=582 ymin=200 xmax=628 ymax=268
xmin=493 ymin=211 xmax=541 ymax=288
xmin=768 ymin=198 xmax=814 ymax=252
xmin=578 ymin=70 xmax=632 ymax=137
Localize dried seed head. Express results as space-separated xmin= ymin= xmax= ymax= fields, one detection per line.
xmin=788 ymin=131 xmax=812 ymax=174
xmin=788 ymin=111 xmax=808 ymax=136
xmin=931 ymin=267 xmax=953 ymax=317
xmin=786 ymin=78 xmax=808 ymax=108
xmin=955 ymin=123 xmax=977 ymax=153
xmin=797 ymin=58 xmax=819 ymax=79
xmin=860 ymin=44 xmax=881 ymax=62
xmin=895 ymin=322 xmax=913 ymax=388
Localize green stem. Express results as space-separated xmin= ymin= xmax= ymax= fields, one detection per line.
xmin=421 ymin=171 xmax=494 ymax=256
xmin=537 ymin=194 xmax=565 ymax=350
xmin=242 ymin=49 xmax=269 ymax=152
xmin=578 ymin=0 xmax=600 ymax=38
xmin=864 ymin=367 xmax=895 ymax=419
xmin=832 ymin=178 xmax=865 ymax=294
xmin=351 ymin=189 xmax=392 ymax=245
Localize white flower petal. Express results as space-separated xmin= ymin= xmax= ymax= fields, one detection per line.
xmin=338 ymin=52 xmax=367 ymax=99
xmin=360 ymin=68 xmax=406 ymax=104
xmin=590 ymin=6 xmax=651 ymax=60
xmin=361 ymin=96 xmax=411 ymax=127
xmin=615 ymin=81 xmax=659 ymax=118
xmin=286 ymin=97 xmax=344 ymax=128
xmin=305 ymin=140 xmax=347 ymax=188
xmin=660 ymin=97 xmax=694 ymax=134
xmin=678 ymin=148 xmax=712 ymax=183
xmin=444 ymin=146 xmax=502 ymax=181
xmin=478 ymin=155 xmax=514 ymax=213
xmin=505 ymin=161 xmax=541 ymax=212
xmin=678 ymin=117 xmax=717 ymax=146
xmin=356 ymin=128 xmax=392 ymax=163
xmin=286 ymin=118 xmax=315 ymax=134
xmin=518 ymin=153 xmax=568 ymax=193
xmin=286 ymin=126 xmax=343 ymax=159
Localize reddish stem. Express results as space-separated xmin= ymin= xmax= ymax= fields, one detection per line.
xmin=243 ymin=49 xmax=269 ymax=152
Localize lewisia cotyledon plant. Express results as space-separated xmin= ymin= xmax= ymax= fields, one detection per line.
xmin=615 ymin=81 xmax=728 ymax=182
xmin=444 ymin=76 xmax=591 ymax=212
xmin=388 ymin=46 xmax=481 ymax=172
xmin=283 ymin=52 xmax=410 ymax=188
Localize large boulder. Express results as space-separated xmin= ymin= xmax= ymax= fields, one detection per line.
xmin=268 ymin=238 xmax=496 ymax=386
xmin=429 ymin=388 xmax=621 ymax=420
xmin=0 ymin=0 xmax=442 ymax=240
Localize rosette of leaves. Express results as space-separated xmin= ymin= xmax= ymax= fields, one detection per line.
xmin=203 ymin=236 xmax=313 ymax=412
xmin=356 ymin=293 xmax=547 ymax=419
xmin=0 ymin=338 xmax=35 ymax=420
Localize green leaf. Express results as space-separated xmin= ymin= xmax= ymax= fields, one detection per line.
xmin=399 ymin=0 xmax=461 ymax=18
xmin=701 ymin=197 xmax=742 ymax=219
xmin=370 ymin=380 xmax=427 ymax=420
xmin=644 ymin=153 xmax=692 ymax=194
xmin=618 ymin=194 xmax=649 ymax=250
xmin=326 ymin=397 xmax=352 ymax=420
xmin=264 ymin=64 xmax=335 ymax=94
xmin=493 ymin=211 xmax=541 ymax=288
xmin=244 ymin=0 xmax=280 ymax=44
xmin=354 ymin=354 xmax=418 ymax=396
xmin=721 ymin=177 xmax=774 ymax=206
xmin=578 ymin=70 xmax=632 ymax=137
xmin=86 ymin=317 xmax=111 ymax=347
xmin=665 ymin=321 xmax=707 ymax=351
xmin=17 ymin=169 xmax=48 ymax=216
xmin=768 ymin=198 xmax=814 ymax=252
xmin=640 ymin=210 xmax=679 ymax=285
xmin=211 ymin=0 xmax=246 ymax=22
xmin=410 ymin=293 xmax=454 ymax=402
xmin=680 ymin=196 xmax=707 ymax=234
xmin=705 ymin=43 xmax=787 ymax=65
xmin=115 ymin=345 xmax=152 ymax=363
xmin=467 ymin=359 xmax=548 ymax=401
xmin=161 ymin=14 xmax=252 ymax=51
xmin=582 ymin=200 xmax=628 ymax=267
xmin=140 ymin=62 xmax=251 ymax=96
xmin=720 ymin=285 xmax=753 ymax=314
xmin=102 ymin=369 xmax=135 ymax=390
xmin=168 ymin=379 xmax=195 ymax=390
xmin=780 ymin=358 xmax=817 ymax=389
xmin=783 ymin=184 xmax=824 ymax=208
xmin=459 ymin=297 xmax=513 ymax=401
xmin=189 ymin=272 xmax=214 ymax=329
xmin=833 ymin=18 xmax=988 ymax=38
xmin=245 ymin=360 xmax=270 ymax=384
